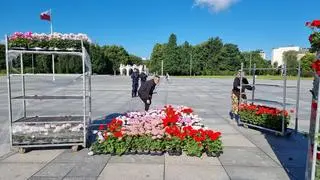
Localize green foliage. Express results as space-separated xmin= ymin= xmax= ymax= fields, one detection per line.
xmin=205 ymin=138 xmax=223 ymax=154
xmin=103 ymin=45 xmax=129 ymax=75
xmin=149 ymin=139 xmax=164 ymax=151
xmin=238 ymin=109 xmax=290 ymax=132
xmin=149 ymin=34 xmax=249 ymax=75
xmin=283 ymin=50 xmax=299 ymax=76
xmin=183 ymin=137 xmax=204 ymax=157
xmin=301 ymin=53 xmax=316 ymax=77
xmin=164 ymin=136 xmax=182 ymax=151
xmin=0 ymin=44 xmax=5 ymax=70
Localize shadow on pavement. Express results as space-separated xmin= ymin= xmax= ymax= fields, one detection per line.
xmin=261 ymin=129 xmax=308 ymax=180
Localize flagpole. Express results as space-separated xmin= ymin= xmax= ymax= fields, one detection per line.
xmin=50 ymin=9 xmax=55 ymax=81
xmin=50 ymin=9 xmax=53 ymax=35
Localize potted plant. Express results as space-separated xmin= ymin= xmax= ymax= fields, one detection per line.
xmin=205 ymin=138 xmax=223 ymax=157
xmin=114 ymin=136 xmax=128 ymax=156
xmin=165 ymin=136 xmax=182 ymax=156
xmin=183 ymin=137 xmax=204 ymax=157
xmin=150 ymin=139 xmax=164 ymax=156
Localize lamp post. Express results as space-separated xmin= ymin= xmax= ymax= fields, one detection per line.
xmin=249 ymin=51 xmax=252 ymax=76
xmin=189 ymin=52 xmax=192 ymax=77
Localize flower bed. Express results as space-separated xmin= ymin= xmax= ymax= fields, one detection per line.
xmin=89 ymin=105 xmax=223 ymax=157
xmin=8 ymin=32 xmax=91 ymax=50
xmin=238 ymin=104 xmax=290 ymax=132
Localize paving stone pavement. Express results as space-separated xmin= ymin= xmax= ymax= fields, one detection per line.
xmin=0 ymin=76 xmax=311 ymax=179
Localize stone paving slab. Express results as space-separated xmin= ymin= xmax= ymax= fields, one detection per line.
xmin=165 ymin=153 xmax=221 ymax=166
xmin=208 ymin=124 xmax=240 ymax=134
xmin=2 ymin=150 xmax=64 ymax=163
xmin=33 ymin=163 xmax=76 ymax=177
xmin=63 ymin=177 xmax=97 ymax=180
xmin=52 ymin=149 xmax=110 ymax=164
xmin=0 ymin=162 xmax=45 ymax=180
xmin=220 ymin=134 xmax=256 ymax=147
xmin=108 ymin=154 xmax=164 ymax=164
xmin=219 ymin=147 xmax=280 ymax=167
xmin=165 ymin=164 xmax=229 ymax=180
xmin=223 ymin=166 xmax=291 ymax=180
xmin=98 ymin=163 xmax=164 ymax=180
xmin=28 ymin=176 xmax=62 ymax=180
xmin=65 ymin=161 xmax=107 ymax=177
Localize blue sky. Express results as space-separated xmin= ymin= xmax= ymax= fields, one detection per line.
xmin=0 ymin=0 xmax=319 ymax=59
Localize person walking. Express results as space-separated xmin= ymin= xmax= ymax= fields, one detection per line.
xmin=230 ymin=71 xmax=254 ymax=122
xmin=139 ymin=71 xmax=148 ymax=86
xmin=131 ymin=68 xmax=140 ymax=97
xmin=138 ymin=75 xmax=160 ymax=111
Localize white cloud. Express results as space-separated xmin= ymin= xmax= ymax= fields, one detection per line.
xmin=194 ymin=0 xmax=239 ymax=12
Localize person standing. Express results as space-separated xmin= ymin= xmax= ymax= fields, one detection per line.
xmin=139 ymin=71 xmax=148 ymax=86
xmin=138 ymin=75 xmax=160 ymax=111
xmin=131 ymin=68 xmax=140 ymax=97
xmin=230 ymin=71 xmax=254 ymax=122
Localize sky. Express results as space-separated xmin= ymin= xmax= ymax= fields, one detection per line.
xmin=0 ymin=0 xmax=319 ymax=59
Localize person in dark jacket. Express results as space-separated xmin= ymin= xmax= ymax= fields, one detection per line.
xmin=230 ymin=71 xmax=254 ymax=121
xmin=139 ymin=71 xmax=148 ymax=85
xmin=138 ymin=76 xmax=160 ymax=111
xmin=131 ymin=68 xmax=140 ymax=97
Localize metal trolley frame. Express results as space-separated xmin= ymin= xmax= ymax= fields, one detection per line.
xmin=238 ymin=62 xmax=301 ymax=136
xmin=5 ymin=35 xmax=92 ymax=152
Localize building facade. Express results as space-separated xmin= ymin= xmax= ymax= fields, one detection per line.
xmin=271 ymin=46 xmax=302 ymax=66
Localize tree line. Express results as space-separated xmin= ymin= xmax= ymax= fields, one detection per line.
xmin=0 ymin=33 xmax=316 ymax=76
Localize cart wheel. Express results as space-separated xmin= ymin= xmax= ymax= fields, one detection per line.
xmin=71 ymin=145 xmax=79 ymax=152
xmin=18 ymin=148 xmax=26 ymax=154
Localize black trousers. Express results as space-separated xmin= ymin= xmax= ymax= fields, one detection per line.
xmin=140 ymin=98 xmax=151 ymax=111
xmin=132 ymin=83 xmax=139 ymax=97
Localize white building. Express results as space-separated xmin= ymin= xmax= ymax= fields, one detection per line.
xmin=259 ymin=51 xmax=266 ymax=59
xmin=271 ymin=46 xmax=301 ymax=66
xmin=119 ymin=64 xmax=148 ymax=76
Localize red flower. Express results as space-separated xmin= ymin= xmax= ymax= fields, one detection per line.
xmin=311 ymin=20 xmax=320 ymax=28
xmin=181 ymin=107 xmax=193 ymax=114
xmin=312 ymin=60 xmax=320 ymax=76
xmin=107 ymin=118 xmax=123 ymax=132
xmin=113 ymin=131 xmax=123 ymax=138
xmin=98 ymin=124 xmax=104 ymax=130
xmin=162 ymin=106 xmax=179 ymax=127
xmin=103 ymin=131 xmax=108 ymax=139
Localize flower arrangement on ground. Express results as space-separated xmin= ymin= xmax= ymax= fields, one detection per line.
xmin=238 ymin=104 xmax=291 ymax=132
xmin=90 ymin=105 xmax=223 ymax=157
xmin=8 ymin=32 xmax=91 ymax=50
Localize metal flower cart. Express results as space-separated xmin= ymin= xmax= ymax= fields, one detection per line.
xmin=4 ymin=35 xmax=92 ymax=152
xmin=238 ymin=62 xmax=301 ymax=136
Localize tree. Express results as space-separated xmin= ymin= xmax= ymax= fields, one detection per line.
xmin=128 ymin=54 xmax=143 ymax=65
xmin=103 ymin=45 xmax=129 ymax=75
xmin=217 ymin=43 xmax=243 ymax=74
xmin=164 ymin=33 xmax=180 ymax=75
xmin=283 ymin=50 xmax=298 ymax=76
xmin=300 ymin=53 xmax=316 ymax=77
xmin=150 ymin=43 xmax=166 ymax=74
xmin=178 ymin=41 xmax=193 ymax=75
xmin=242 ymin=51 xmax=270 ymax=75
xmin=0 ymin=44 xmax=5 ymax=71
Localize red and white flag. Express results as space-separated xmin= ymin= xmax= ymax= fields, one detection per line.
xmin=40 ymin=10 xmax=51 ymax=21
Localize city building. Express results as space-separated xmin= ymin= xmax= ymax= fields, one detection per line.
xmin=271 ymin=46 xmax=307 ymax=66
xmin=258 ymin=51 xmax=266 ymax=59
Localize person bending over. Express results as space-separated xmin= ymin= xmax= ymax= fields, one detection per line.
xmin=230 ymin=71 xmax=254 ymax=122
xmin=138 ymin=75 xmax=160 ymax=111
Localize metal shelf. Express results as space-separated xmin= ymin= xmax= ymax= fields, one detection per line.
xmin=12 ymin=95 xmax=89 ymax=100
xmin=13 ymin=116 xmax=86 ymax=123
xmin=8 ymin=49 xmax=82 ymax=56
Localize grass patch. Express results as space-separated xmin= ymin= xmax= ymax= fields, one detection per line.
xmin=173 ymin=75 xmax=313 ymax=80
